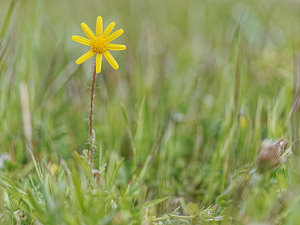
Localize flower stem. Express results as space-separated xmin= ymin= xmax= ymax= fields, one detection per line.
xmin=89 ymin=65 xmax=96 ymax=169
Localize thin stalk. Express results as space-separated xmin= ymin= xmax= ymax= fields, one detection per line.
xmin=291 ymin=55 xmax=300 ymax=156
xmin=233 ymin=52 xmax=240 ymax=119
xmin=89 ymin=65 xmax=96 ymax=169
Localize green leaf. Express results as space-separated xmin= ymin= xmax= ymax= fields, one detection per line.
xmin=0 ymin=0 xmax=17 ymax=40
xmin=144 ymin=196 xmax=169 ymax=208
xmin=229 ymin=23 xmax=240 ymax=65
xmin=134 ymin=95 xmax=145 ymax=139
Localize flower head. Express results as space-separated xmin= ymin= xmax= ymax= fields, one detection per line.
xmin=72 ymin=16 xmax=126 ymax=73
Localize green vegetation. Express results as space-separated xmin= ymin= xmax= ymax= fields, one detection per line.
xmin=0 ymin=0 xmax=300 ymax=224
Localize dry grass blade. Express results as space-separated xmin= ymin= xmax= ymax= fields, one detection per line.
xmin=19 ymin=83 xmax=33 ymax=156
xmin=20 ymin=82 xmax=42 ymax=180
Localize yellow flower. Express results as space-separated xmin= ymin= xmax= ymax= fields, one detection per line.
xmin=50 ymin=164 xmax=58 ymax=175
xmin=72 ymin=16 xmax=126 ymax=74
xmin=241 ymin=117 xmax=247 ymax=130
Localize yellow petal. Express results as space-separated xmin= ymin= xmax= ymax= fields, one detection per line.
xmin=81 ymin=22 xmax=96 ymax=40
xmin=96 ymin=54 xmax=103 ymax=74
xmin=96 ymin=16 xmax=103 ymax=38
xmin=75 ymin=50 xmax=95 ymax=64
xmin=103 ymin=51 xmax=119 ymax=70
xmin=103 ymin=22 xmax=115 ymax=38
xmin=107 ymin=44 xmax=126 ymax=51
xmin=72 ymin=35 xmax=92 ymax=46
xmin=106 ymin=29 xmax=124 ymax=43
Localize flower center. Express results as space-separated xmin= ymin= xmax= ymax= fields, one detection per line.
xmin=91 ymin=38 xmax=108 ymax=54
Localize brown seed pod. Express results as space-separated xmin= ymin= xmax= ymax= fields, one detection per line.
xmin=257 ymin=138 xmax=289 ymax=171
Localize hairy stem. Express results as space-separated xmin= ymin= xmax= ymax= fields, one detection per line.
xmin=89 ymin=65 xmax=96 ymax=169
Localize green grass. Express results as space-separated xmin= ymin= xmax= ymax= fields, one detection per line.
xmin=1 ymin=0 xmax=300 ymax=224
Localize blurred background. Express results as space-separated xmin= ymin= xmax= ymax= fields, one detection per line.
xmin=1 ymin=0 xmax=299 ymax=158
xmin=1 ymin=0 xmax=300 ymax=223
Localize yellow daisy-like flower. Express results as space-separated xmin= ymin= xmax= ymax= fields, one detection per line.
xmin=72 ymin=16 xmax=126 ymax=74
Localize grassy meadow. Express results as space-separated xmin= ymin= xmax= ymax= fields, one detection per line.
xmin=1 ymin=0 xmax=300 ymax=224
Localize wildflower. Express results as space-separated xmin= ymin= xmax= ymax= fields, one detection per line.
xmin=72 ymin=16 xmax=126 ymax=73
xmin=50 ymin=164 xmax=58 ymax=175
xmin=240 ymin=116 xmax=247 ymax=130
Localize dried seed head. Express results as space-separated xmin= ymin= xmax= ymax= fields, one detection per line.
xmin=92 ymin=169 xmax=100 ymax=176
xmin=257 ymin=138 xmax=289 ymax=171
